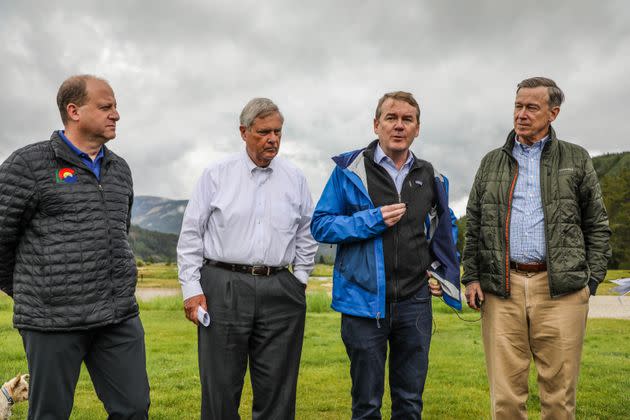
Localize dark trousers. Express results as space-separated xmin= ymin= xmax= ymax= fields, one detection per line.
xmin=198 ymin=264 xmax=306 ymax=420
xmin=20 ymin=315 xmax=150 ymax=420
xmin=341 ymin=286 xmax=433 ymax=420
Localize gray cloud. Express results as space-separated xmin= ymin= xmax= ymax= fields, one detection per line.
xmin=1 ymin=0 xmax=628 ymax=217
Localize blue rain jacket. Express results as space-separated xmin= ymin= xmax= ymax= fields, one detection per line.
xmin=311 ymin=146 xmax=461 ymax=318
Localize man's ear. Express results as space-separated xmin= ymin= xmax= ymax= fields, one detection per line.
xmin=66 ymin=103 xmax=80 ymax=122
xmin=549 ymin=106 xmax=560 ymax=123
xmin=239 ymin=125 xmax=247 ymax=141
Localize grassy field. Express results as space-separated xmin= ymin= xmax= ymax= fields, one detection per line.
xmin=1 ymin=290 xmax=628 ymax=419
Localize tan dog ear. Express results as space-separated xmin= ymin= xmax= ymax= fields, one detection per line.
xmin=6 ymin=374 xmax=21 ymax=390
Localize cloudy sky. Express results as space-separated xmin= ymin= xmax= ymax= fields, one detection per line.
xmin=2 ymin=0 xmax=628 ymax=216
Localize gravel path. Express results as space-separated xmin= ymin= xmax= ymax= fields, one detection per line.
xmin=587 ymin=296 xmax=630 ymax=319
xmin=136 ymin=288 xmax=179 ymax=300
xmin=135 ymin=287 xmax=630 ymax=319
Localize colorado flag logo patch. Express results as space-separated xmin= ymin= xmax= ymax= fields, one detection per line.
xmin=56 ymin=168 xmax=77 ymax=184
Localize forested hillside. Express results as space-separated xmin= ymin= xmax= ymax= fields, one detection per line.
xmin=455 ymin=152 xmax=630 ymax=269
xmin=128 ymin=225 xmax=178 ymax=263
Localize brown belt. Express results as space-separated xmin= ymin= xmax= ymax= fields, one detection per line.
xmin=510 ymin=261 xmax=547 ymax=272
xmin=205 ymin=259 xmax=286 ymax=276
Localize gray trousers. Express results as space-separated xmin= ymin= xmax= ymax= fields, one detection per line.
xmin=198 ymin=264 xmax=306 ymax=420
xmin=20 ymin=315 xmax=150 ymax=420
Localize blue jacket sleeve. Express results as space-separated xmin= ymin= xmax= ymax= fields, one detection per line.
xmin=449 ymin=207 xmax=458 ymax=247
xmin=311 ymin=166 xmax=387 ymax=244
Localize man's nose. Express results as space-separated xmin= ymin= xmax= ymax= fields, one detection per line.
xmin=394 ymin=119 xmax=405 ymax=129
xmin=110 ymin=108 xmax=120 ymax=121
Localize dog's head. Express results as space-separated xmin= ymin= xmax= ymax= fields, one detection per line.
xmin=2 ymin=374 xmax=29 ymax=404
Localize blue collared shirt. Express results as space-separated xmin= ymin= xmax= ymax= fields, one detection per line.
xmin=509 ymin=135 xmax=549 ymax=263
xmin=58 ymin=130 xmax=104 ymax=180
xmin=373 ymin=143 xmax=414 ymax=194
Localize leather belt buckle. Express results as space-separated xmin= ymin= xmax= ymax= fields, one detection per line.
xmin=251 ymin=265 xmax=271 ymax=276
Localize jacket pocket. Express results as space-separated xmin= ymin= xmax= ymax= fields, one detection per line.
xmin=337 ymin=241 xmax=377 ymax=294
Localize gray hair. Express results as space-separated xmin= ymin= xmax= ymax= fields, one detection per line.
xmin=57 ymin=74 xmax=109 ymax=125
xmin=517 ymin=77 xmax=565 ymax=108
xmin=239 ymin=98 xmax=284 ymax=129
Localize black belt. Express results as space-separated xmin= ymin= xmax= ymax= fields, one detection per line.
xmin=510 ymin=261 xmax=547 ymax=272
xmin=204 ymin=259 xmax=286 ymax=276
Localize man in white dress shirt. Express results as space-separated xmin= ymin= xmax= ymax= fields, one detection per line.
xmin=177 ymin=98 xmax=318 ymax=420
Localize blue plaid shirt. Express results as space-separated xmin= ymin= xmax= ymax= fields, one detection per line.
xmin=509 ymin=136 xmax=549 ymax=263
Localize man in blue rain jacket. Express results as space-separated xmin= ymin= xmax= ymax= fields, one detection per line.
xmin=311 ymin=91 xmax=460 ymax=420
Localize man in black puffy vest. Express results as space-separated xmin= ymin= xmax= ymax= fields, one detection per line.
xmin=0 ymin=75 xmax=150 ymax=419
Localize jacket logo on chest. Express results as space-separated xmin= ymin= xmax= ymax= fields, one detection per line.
xmin=55 ymin=167 xmax=77 ymax=184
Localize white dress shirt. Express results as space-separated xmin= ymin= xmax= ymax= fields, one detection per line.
xmin=177 ymin=151 xmax=318 ymax=300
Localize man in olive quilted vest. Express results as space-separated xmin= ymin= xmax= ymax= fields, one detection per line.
xmin=462 ymin=77 xmax=611 ymax=420
xmin=0 ymin=75 xmax=150 ymax=419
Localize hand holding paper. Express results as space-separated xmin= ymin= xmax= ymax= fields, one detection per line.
xmin=183 ymin=294 xmax=208 ymax=325
xmin=197 ymin=307 xmax=211 ymax=327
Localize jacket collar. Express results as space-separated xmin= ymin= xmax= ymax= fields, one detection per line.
xmin=50 ymin=131 xmax=117 ymax=169
xmin=502 ymin=126 xmax=558 ymax=155
xmin=335 ymin=139 xmax=427 ymax=172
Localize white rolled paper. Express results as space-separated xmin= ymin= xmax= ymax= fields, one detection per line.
xmin=197 ymin=307 xmax=211 ymax=327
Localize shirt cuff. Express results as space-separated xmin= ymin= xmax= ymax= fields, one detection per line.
xmin=292 ymin=270 xmax=309 ymax=284
xmin=181 ymin=280 xmax=204 ymax=301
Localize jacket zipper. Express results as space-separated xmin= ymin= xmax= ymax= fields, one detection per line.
xmin=504 ymin=162 xmax=519 ymax=296
xmin=95 ymin=173 xmax=115 ymax=314
xmin=374 ymin=163 xmax=406 ymax=303
xmin=393 ymin=192 xmax=401 ymax=302
xmin=540 ymin=152 xmax=553 ymax=296
xmin=65 ymin=155 xmax=115 ymax=311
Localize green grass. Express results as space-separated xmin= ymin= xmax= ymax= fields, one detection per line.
xmin=136 ymin=263 xmax=180 ymax=288
xmin=1 ymin=293 xmax=628 ymax=419
xmin=310 ymin=264 xmax=333 ymax=277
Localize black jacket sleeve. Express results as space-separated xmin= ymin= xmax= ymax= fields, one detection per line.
xmin=0 ymin=152 xmax=37 ymax=297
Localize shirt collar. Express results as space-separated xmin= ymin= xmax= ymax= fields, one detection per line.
xmin=242 ymin=150 xmax=275 ymax=174
xmin=58 ymin=130 xmax=104 ymax=161
xmin=374 ymin=142 xmax=414 ymax=169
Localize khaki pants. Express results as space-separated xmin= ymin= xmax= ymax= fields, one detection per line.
xmin=481 ymin=270 xmax=590 ymax=420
